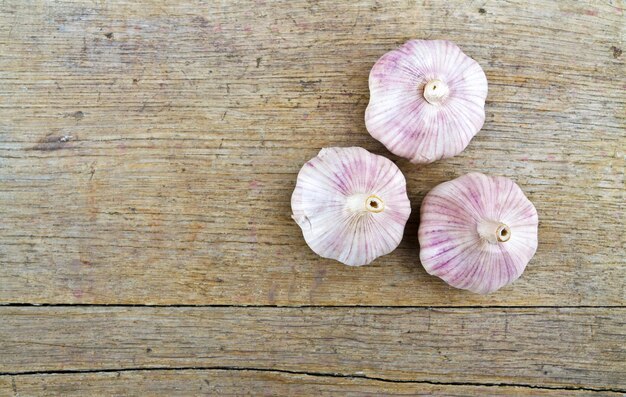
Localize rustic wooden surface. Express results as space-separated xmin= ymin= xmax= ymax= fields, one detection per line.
xmin=0 ymin=0 xmax=624 ymax=394
xmin=1 ymin=307 xmax=625 ymax=390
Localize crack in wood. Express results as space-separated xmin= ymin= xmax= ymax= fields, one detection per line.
xmin=2 ymin=366 xmax=624 ymax=393
xmin=1 ymin=303 xmax=625 ymax=309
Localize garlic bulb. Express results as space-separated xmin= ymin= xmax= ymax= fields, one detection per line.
xmin=365 ymin=40 xmax=488 ymax=164
xmin=418 ymin=173 xmax=538 ymax=294
xmin=291 ymin=147 xmax=411 ymax=266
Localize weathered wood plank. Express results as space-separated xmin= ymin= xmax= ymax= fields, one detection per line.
xmin=0 ymin=307 xmax=624 ymax=390
xmin=0 ymin=0 xmax=624 ymax=305
xmin=0 ymin=369 xmax=621 ymax=397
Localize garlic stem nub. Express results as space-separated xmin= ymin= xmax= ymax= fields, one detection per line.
xmin=423 ymin=79 xmax=449 ymax=105
xmin=496 ymin=224 xmax=511 ymax=242
xmin=478 ymin=219 xmax=511 ymax=243
xmin=366 ymin=195 xmax=384 ymax=213
xmin=347 ymin=193 xmax=384 ymax=214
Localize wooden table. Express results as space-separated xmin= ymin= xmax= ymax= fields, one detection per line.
xmin=1 ymin=1 xmax=624 ymax=395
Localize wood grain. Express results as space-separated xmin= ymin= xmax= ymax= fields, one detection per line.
xmin=1 ymin=369 xmax=622 ymax=397
xmin=0 ymin=0 xmax=624 ymax=306
xmin=1 ymin=307 xmax=624 ymax=391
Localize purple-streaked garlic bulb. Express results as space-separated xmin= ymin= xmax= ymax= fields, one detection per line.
xmin=365 ymin=40 xmax=488 ymax=164
xmin=291 ymin=147 xmax=411 ymax=266
xmin=418 ymin=173 xmax=538 ymax=294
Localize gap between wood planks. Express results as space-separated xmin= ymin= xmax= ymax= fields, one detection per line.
xmin=1 ymin=367 xmax=624 ymax=393
xmin=0 ymin=303 xmax=624 ymax=308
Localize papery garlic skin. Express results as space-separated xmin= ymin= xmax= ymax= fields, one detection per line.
xmin=291 ymin=147 xmax=411 ymax=266
xmin=365 ymin=40 xmax=488 ymax=164
xmin=418 ymin=173 xmax=538 ymax=294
